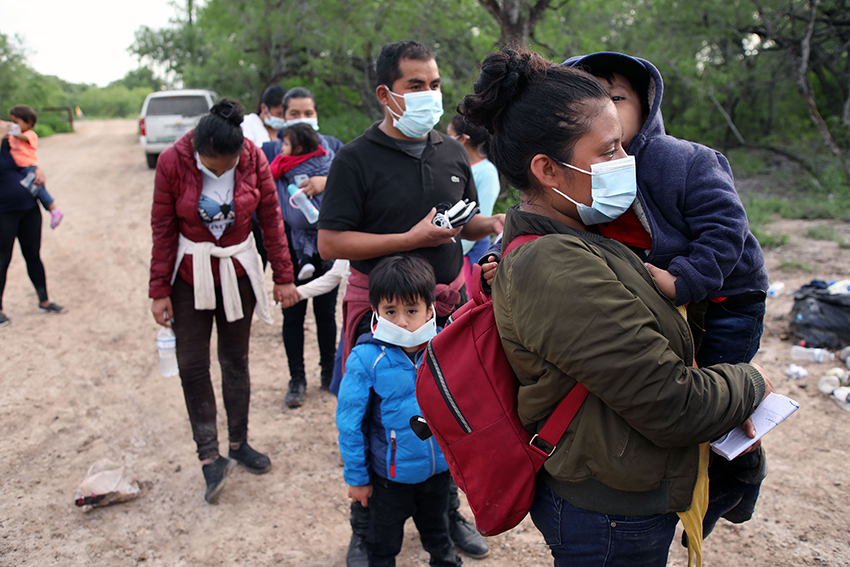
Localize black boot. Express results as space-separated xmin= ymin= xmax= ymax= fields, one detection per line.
xmin=347 ymin=501 xmax=369 ymax=567
xmin=228 ymin=442 xmax=271 ymax=474
xmin=285 ymin=379 xmax=306 ymax=408
xmin=202 ymin=456 xmax=236 ymax=503
xmin=449 ymin=509 xmax=489 ymax=558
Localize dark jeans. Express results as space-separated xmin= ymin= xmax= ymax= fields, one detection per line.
xmin=695 ymin=296 xmax=767 ymax=540
xmin=171 ymin=276 xmax=256 ymax=461
xmin=530 ymin=483 xmax=678 ymax=567
xmin=695 ymin=298 xmax=765 ymax=367
xmin=0 ymin=206 xmax=48 ymax=310
xmin=367 ymin=471 xmax=461 ymax=567
xmin=282 ymin=284 xmax=338 ymax=384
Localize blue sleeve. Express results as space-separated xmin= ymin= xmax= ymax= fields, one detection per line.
xmin=320 ymin=134 xmax=344 ymax=154
xmin=473 ymin=162 xmax=500 ymax=216
xmin=666 ymin=149 xmax=751 ymax=305
xmin=336 ymin=347 xmax=374 ymax=486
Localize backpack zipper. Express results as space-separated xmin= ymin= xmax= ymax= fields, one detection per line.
xmin=425 ymin=341 xmax=472 ymax=434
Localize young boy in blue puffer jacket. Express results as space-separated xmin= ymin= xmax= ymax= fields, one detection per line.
xmin=336 ymin=254 xmax=461 ymax=567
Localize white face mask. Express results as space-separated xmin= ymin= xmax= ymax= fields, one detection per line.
xmin=386 ymin=89 xmax=443 ymax=139
xmin=550 ymin=155 xmax=637 ymax=225
xmin=371 ymin=308 xmax=437 ymax=349
xmin=263 ymin=114 xmax=286 ymax=130
xmin=195 ymin=152 xmax=239 ymax=180
xmin=284 ymin=117 xmax=320 ymax=131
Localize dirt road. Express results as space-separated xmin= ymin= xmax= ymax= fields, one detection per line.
xmin=0 ymin=120 xmax=848 ymax=566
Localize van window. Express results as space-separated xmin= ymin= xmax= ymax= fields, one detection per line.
xmin=146 ymin=96 xmax=210 ymax=116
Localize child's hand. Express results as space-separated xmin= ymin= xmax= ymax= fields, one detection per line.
xmin=348 ymin=484 xmax=373 ymax=507
xmin=644 ymin=263 xmax=677 ymax=301
xmin=481 ymin=256 xmax=499 ymax=287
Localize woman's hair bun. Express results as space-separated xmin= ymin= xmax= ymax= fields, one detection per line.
xmin=460 ymin=45 xmax=547 ymax=133
xmin=210 ymin=98 xmax=244 ymax=127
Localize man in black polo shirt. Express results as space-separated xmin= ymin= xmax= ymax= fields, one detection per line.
xmin=319 ymin=41 xmax=502 ymax=566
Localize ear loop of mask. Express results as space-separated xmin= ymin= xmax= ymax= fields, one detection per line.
xmin=549 ymin=158 xmax=590 ymax=208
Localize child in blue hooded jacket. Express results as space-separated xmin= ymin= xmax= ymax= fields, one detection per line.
xmin=336 ymin=254 xmax=461 ymax=567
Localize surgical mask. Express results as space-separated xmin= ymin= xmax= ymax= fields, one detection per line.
xmin=263 ymin=114 xmax=286 ymax=130
xmin=284 ymin=117 xmax=320 ymax=131
xmin=371 ymin=308 xmax=437 ymax=349
xmin=550 ymin=155 xmax=637 ymax=225
xmin=386 ymin=89 xmax=443 ymax=139
xmin=195 ymin=152 xmax=238 ymax=180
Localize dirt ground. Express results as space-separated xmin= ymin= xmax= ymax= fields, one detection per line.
xmin=1 ymin=119 xmax=848 ymax=567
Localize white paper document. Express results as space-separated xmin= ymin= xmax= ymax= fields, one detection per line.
xmin=710 ymin=393 xmax=800 ymax=460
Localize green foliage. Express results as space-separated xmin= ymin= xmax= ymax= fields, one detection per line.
xmin=779 ymin=259 xmax=813 ymax=272
xmin=805 ymin=224 xmax=840 ymax=241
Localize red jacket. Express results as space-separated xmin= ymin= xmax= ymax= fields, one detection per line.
xmin=149 ymin=133 xmax=294 ymax=299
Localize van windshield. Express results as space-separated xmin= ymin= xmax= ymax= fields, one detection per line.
xmin=147 ymin=96 xmax=209 ymax=116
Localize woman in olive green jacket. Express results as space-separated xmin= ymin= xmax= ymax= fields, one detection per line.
xmin=460 ymin=46 xmax=770 ymax=567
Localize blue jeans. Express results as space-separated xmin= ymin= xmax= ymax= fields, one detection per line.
xmin=694 ymin=296 xmax=767 ymax=543
xmin=530 ymin=483 xmax=679 ymax=567
xmin=694 ymin=298 xmax=765 ymax=367
xmin=21 ymin=165 xmax=54 ymax=210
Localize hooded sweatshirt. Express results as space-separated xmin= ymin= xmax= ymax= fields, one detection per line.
xmin=564 ymin=52 xmax=768 ymax=306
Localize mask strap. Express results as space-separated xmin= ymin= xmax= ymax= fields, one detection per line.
xmin=557 ymin=159 xmax=592 ymax=176
xmin=550 ymin=186 xmax=583 ymax=208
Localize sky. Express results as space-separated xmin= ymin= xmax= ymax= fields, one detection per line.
xmin=1 ymin=0 xmax=178 ymax=87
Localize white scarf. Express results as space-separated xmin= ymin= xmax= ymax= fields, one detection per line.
xmin=171 ymin=232 xmax=272 ymax=325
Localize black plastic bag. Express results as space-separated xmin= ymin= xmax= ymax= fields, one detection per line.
xmin=790 ymin=281 xmax=850 ymax=349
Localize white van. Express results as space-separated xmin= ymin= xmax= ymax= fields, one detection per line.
xmin=139 ymin=89 xmax=218 ymax=168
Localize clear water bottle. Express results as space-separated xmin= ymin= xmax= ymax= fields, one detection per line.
xmin=287 ymin=185 xmax=319 ymax=224
xmin=790 ymin=345 xmax=835 ymax=363
xmin=767 ymin=282 xmax=785 ymax=298
xmin=157 ymin=326 xmax=179 ymax=377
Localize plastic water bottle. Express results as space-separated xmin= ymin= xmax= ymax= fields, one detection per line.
xmin=157 ymin=326 xmax=179 ymax=377
xmin=287 ymin=185 xmax=319 ymax=224
xmin=831 ymin=387 xmax=850 ymax=412
xmin=767 ymin=282 xmax=785 ymax=298
xmin=790 ymin=345 xmax=835 ymax=363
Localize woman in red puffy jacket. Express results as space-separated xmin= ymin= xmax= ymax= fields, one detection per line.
xmin=148 ymin=99 xmax=300 ymax=503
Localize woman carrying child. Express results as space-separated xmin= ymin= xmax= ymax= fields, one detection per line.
xmin=462 ymin=46 xmax=772 ymax=566
xmin=262 ymin=123 xmax=338 ymax=408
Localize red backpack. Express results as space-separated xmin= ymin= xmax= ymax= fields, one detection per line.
xmin=415 ymin=235 xmax=589 ymax=536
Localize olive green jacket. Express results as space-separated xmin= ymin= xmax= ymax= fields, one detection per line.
xmin=492 ymin=207 xmax=765 ymax=515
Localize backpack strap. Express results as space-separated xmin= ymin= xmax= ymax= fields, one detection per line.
xmin=504 ymin=235 xmax=590 ymax=453
xmin=503 ymin=234 xmax=541 ymax=257
xmin=533 ymin=382 xmax=589 ymax=453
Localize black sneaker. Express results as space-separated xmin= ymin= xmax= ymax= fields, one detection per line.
xmin=285 ymin=380 xmax=306 ymax=408
xmin=346 ymin=532 xmax=368 ymax=567
xmin=38 ymin=302 xmax=66 ymax=314
xmin=320 ymin=369 xmax=333 ymax=391
xmin=202 ymin=456 xmax=236 ymax=503
xmin=0 ymin=313 xmax=9 ymax=327
xmin=228 ymin=442 xmax=271 ymax=474
xmin=450 ymin=510 xmax=489 ymax=558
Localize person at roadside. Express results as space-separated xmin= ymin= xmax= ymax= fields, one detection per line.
xmin=7 ymin=105 xmax=63 ymax=229
xmin=0 ymin=120 xmax=64 ymax=327
xmin=240 ymin=84 xmax=287 ymax=269
xmin=240 ymin=84 xmax=287 ymax=147
xmin=318 ymin=40 xmax=503 ymax=566
xmin=337 ymin=254 xmax=461 ymax=567
xmin=149 ymin=99 xmax=300 ymax=503
xmin=277 ymin=86 xmax=344 ymax=198
xmin=461 ymin=45 xmax=772 ymax=566
xmin=261 ymin=122 xmax=338 ymax=408
xmin=564 ymin=50 xmax=770 ymax=545
xmin=446 ymin=114 xmax=499 ymax=291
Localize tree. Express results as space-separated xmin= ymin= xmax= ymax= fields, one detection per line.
xmin=477 ymin=0 xmax=563 ymax=45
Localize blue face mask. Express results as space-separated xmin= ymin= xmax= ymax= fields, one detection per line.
xmin=284 ymin=117 xmax=320 ymax=131
xmin=195 ymin=152 xmax=238 ymax=180
xmin=371 ymin=308 xmax=437 ymax=349
xmin=263 ymin=114 xmax=286 ymax=130
xmin=386 ymin=89 xmax=444 ymax=139
xmin=550 ymin=155 xmax=637 ymax=225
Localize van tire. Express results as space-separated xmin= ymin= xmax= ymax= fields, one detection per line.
xmin=146 ymin=153 xmax=159 ymax=169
